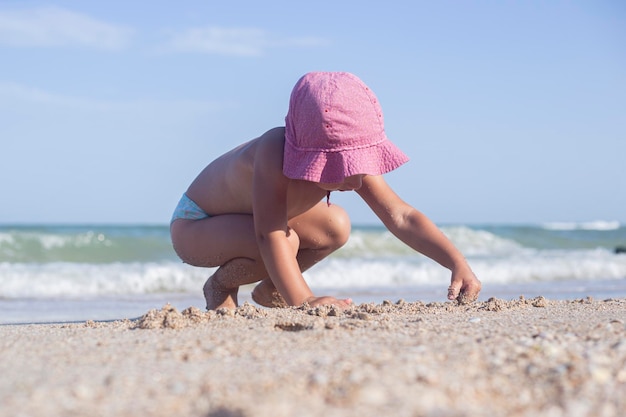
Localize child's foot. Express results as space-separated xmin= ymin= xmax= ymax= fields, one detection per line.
xmin=251 ymin=279 xmax=288 ymax=308
xmin=203 ymin=274 xmax=238 ymax=310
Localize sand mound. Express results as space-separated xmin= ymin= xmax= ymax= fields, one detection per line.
xmin=133 ymin=295 xmax=572 ymax=330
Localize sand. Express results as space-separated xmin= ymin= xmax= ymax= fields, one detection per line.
xmin=1 ymin=296 xmax=625 ymax=417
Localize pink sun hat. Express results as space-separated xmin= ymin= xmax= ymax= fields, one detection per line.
xmin=283 ymin=71 xmax=409 ymax=183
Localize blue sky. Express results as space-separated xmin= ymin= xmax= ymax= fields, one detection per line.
xmin=1 ymin=0 xmax=624 ymax=225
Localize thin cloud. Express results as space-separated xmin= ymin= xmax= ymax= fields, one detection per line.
xmin=0 ymin=81 xmax=230 ymax=114
xmin=163 ymin=26 xmax=329 ymax=56
xmin=0 ymin=6 xmax=132 ymax=50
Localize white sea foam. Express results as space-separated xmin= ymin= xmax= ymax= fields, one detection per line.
xmin=0 ymin=262 xmax=208 ymax=298
xmin=1 ymin=246 xmax=625 ymax=299
xmin=442 ymin=226 xmax=525 ymax=256
xmin=0 ymin=233 xmax=15 ymax=244
xmin=342 ymin=227 xmax=527 ymax=258
xmin=542 ymin=221 xmax=621 ymax=231
xmin=305 ymin=248 xmax=626 ymax=289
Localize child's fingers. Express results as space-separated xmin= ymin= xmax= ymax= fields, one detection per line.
xmin=449 ymin=281 xmax=480 ymax=304
xmin=333 ymin=298 xmax=352 ymax=308
xmin=448 ymin=275 xmax=463 ymax=300
xmin=448 ymin=271 xmax=481 ymax=303
xmin=447 ymin=282 xmax=461 ymax=300
xmin=307 ymin=296 xmax=352 ymax=309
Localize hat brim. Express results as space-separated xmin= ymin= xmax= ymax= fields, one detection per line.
xmin=283 ymin=137 xmax=409 ymax=183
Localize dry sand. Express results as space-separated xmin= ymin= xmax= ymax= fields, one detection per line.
xmin=1 ymin=296 xmax=625 ymax=417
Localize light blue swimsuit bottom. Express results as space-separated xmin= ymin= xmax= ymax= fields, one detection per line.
xmin=170 ymin=193 xmax=210 ymax=224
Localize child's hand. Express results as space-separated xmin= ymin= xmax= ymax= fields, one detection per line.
xmin=304 ymin=296 xmax=353 ymax=309
xmin=447 ymin=267 xmax=482 ymax=304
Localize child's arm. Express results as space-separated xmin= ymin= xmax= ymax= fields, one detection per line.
xmin=357 ymin=175 xmax=481 ymax=302
xmin=252 ymin=130 xmax=350 ymax=307
xmin=251 ymin=131 xmax=313 ymax=306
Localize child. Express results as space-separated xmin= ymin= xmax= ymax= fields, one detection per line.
xmin=170 ymin=71 xmax=481 ymax=310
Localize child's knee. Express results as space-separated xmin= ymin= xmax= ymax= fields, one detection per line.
xmin=327 ymin=205 xmax=351 ymax=248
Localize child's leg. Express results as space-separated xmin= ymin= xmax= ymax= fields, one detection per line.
xmin=293 ymin=202 xmax=351 ymax=268
xmin=203 ymin=258 xmax=261 ymax=309
xmin=252 ymin=202 xmax=351 ymax=307
xmin=171 ymin=214 xmax=299 ymax=309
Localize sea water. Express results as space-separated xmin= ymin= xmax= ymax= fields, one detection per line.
xmin=1 ymin=222 xmax=625 ymax=324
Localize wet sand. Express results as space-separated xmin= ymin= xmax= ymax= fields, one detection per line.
xmin=1 ymin=296 xmax=625 ymax=417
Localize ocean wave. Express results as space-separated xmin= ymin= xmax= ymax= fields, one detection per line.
xmin=542 ymin=221 xmax=621 ymax=231
xmin=0 ymin=227 xmax=176 ymax=263
xmin=3 ymin=223 xmax=624 ymax=265
xmin=1 ymin=248 xmax=625 ymax=299
xmin=340 ymin=226 xmax=526 ymax=258
xmin=0 ymin=261 xmax=206 ymax=298
xmin=1 ymin=225 xmax=529 ymax=263
xmin=441 ymin=226 xmax=525 ymax=256
xmin=1 ymin=224 xmax=625 ymax=299
xmin=307 ymin=248 xmax=626 ymax=288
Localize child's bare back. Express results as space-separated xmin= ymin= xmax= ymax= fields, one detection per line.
xmin=185 ymin=128 xmax=326 ymax=219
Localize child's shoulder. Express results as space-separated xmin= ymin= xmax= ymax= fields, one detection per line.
xmin=251 ymin=127 xmax=286 ymax=156
xmin=230 ymin=127 xmax=285 ymax=159
xmin=260 ymin=126 xmax=286 ymax=143
xmin=242 ymin=127 xmax=287 ymax=176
